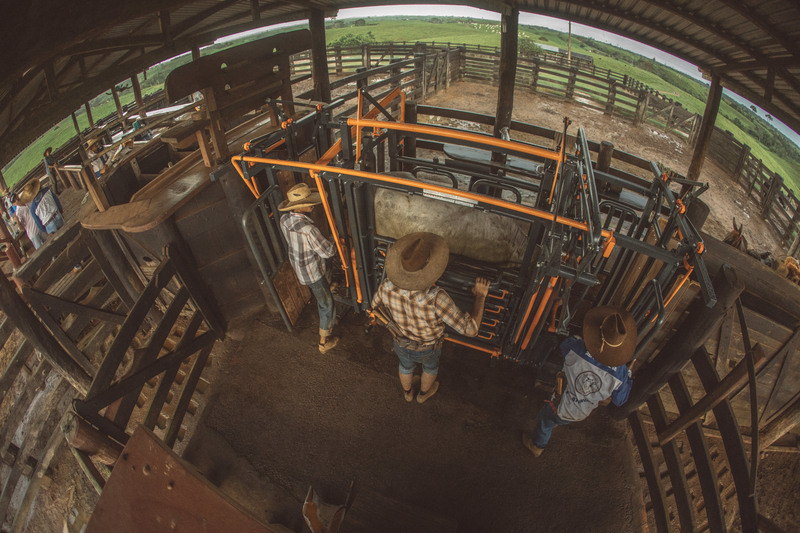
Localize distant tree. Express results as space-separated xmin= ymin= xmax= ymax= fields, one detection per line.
xmin=333 ymin=20 xmax=345 ymax=28
xmin=330 ymin=31 xmax=376 ymax=47
xmin=766 ymin=114 xmax=773 ymax=121
xmin=750 ymin=105 xmax=758 ymax=113
xmin=354 ymin=18 xmax=366 ymax=26
xmin=519 ymin=38 xmax=543 ymax=56
xmin=431 ymin=18 xmax=442 ymax=24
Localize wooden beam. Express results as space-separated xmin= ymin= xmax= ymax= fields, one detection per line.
xmin=130 ymin=73 xmax=146 ymax=119
xmin=612 ymin=264 xmax=744 ymax=419
xmin=250 ymin=0 xmax=261 ymax=20
xmin=0 ymin=274 xmax=90 ymax=395
xmin=71 ymin=112 xmax=81 ymax=137
xmin=713 ymin=57 xmax=800 ymax=74
xmin=111 ymin=85 xmax=124 ymax=124
xmin=761 ymin=393 xmax=800 ymax=449
xmin=159 ymin=10 xmax=172 ymax=45
xmin=84 ymin=101 xmax=94 ymax=128
xmin=658 ymin=344 xmax=766 ymax=446
xmin=65 ymin=35 xmax=166 ymax=57
xmin=693 ymin=347 xmax=759 ymax=533
xmin=172 ymin=0 xmax=242 ymax=38
xmin=669 ymin=373 xmax=727 ymax=533
xmin=687 ymin=74 xmax=723 ymax=181
xmin=628 ymin=411 xmax=670 ymax=533
xmin=493 ymin=7 xmax=518 ymax=141
xmin=308 ymin=9 xmax=331 ymax=103
xmin=43 ymin=61 xmax=58 ymax=101
xmin=765 ymin=66 xmax=776 ymax=103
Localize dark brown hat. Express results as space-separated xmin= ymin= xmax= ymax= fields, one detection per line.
xmin=384 ymin=232 xmax=449 ymax=290
xmin=583 ymin=306 xmax=637 ymax=367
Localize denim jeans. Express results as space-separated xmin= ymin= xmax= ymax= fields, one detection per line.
xmin=532 ymin=402 xmax=571 ymax=449
xmin=394 ymin=340 xmax=442 ymax=376
xmin=29 ymin=231 xmax=45 ymax=250
xmin=45 ymin=211 xmax=64 ymax=234
xmin=308 ymin=277 xmax=335 ymax=337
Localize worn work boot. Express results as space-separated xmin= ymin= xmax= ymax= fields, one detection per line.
xmin=416 ymin=381 xmax=439 ymax=404
xmin=319 ymin=336 xmax=340 ymax=354
xmin=404 ymin=375 xmax=421 ymax=402
xmin=522 ymin=433 xmax=544 ymax=457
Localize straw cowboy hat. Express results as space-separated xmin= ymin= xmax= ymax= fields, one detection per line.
xmin=583 ymin=306 xmax=638 ymax=367
xmin=278 ymin=183 xmax=323 ymax=211
xmin=16 ymin=180 xmax=41 ymax=205
xmin=385 ymin=232 xmax=450 ymax=291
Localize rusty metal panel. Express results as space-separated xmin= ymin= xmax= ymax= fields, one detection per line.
xmin=86 ymin=426 xmax=281 ymax=533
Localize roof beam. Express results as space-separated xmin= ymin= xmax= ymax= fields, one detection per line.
xmin=171 ymin=0 xmax=244 ymax=38
xmin=713 ymin=57 xmax=800 ymax=73
xmin=713 ymin=0 xmax=800 ymax=58
xmin=64 ymin=35 xmax=166 ymax=57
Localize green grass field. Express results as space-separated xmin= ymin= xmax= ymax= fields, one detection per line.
xmin=5 ymin=16 xmax=799 ymax=192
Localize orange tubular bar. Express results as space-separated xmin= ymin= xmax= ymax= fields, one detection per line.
xmin=522 ymin=277 xmax=557 ymax=350
xmin=346 ymin=119 xmax=563 ymax=162
xmin=230 ymin=157 xmax=615 ymax=245
xmin=445 ymin=337 xmax=502 ymax=358
xmin=351 ymin=248 xmax=362 ymax=303
xmin=514 ymin=288 xmax=539 ymax=344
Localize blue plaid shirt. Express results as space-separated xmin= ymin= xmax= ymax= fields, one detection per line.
xmin=280 ymin=212 xmax=336 ymax=285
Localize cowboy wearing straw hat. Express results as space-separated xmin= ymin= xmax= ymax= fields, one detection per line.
xmin=371 ymin=232 xmax=490 ymax=403
xmin=522 ymin=306 xmax=636 ymax=457
xmin=279 ymin=183 xmax=340 ymax=353
xmin=11 ymin=183 xmax=48 ymax=251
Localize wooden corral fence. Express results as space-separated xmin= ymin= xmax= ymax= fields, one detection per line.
xmin=288 ymin=41 xmax=796 ymax=256
xmin=706 ymin=128 xmax=800 ymax=252
xmin=0 ymin=221 xmax=222 ymax=531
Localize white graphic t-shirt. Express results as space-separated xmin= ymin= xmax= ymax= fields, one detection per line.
xmin=556 ymin=337 xmax=632 ymax=422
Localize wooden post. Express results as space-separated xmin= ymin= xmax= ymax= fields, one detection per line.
xmin=84 ymin=102 xmax=94 ymax=129
xmin=596 ymin=141 xmax=619 ymax=193
xmin=0 ymin=274 xmax=90 ymax=395
xmin=604 ymin=80 xmax=617 ymax=115
xmin=362 ymin=43 xmax=370 ymax=70
xmin=634 ymin=93 xmax=648 ymax=125
xmin=413 ymin=52 xmax=425 ymax=102
xmin=71 ymin=112 xmax=82 ymax=137
xmin=112 ymin=86 xmax=125 ymax=128
xmin=687 ymin=74 xmax=723 ymax=182
xmin=131 ymin=73 xmax=146 ymax=119
xmin=389 ymin=58 xmax=401 ymax=116
xmin=611 ymin=264 xmax=744 ymax=419
xmin=0 ymin=169 xmax=7 ymax=193
xmin=334 ymin=46 xmax=343 ymax=75
xmin=309 ymin=9 xmax=331 ymax=103
xmin=63 ymin=411 xmax=123 ymax=465
xmin=529 ymin=58 xmax=540 ymax=93
xmin=459 ymin=45 xmax=466 ymax=81
xmin=565 ymin=67 xmax=577 ymax=100
xmin=665 ymin=102 xmax=675 ymax=132
xmin=444 ymin=45 xmax=451 ymax=89
xmin=733 ymin=144 xmax=751 ymax=185
xmin=402 ymin=102 xmax=417 ymax=173
xmin=492 ymin=7 xmax=518 ymax=169
xmin=761 ymin=173 xmax=782 ymax=217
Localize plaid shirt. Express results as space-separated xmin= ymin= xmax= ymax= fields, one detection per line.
xmin=280 ymin=212 xmax=336 ymax=285
xmin=371 ymin=279 xmax=478 ymax=344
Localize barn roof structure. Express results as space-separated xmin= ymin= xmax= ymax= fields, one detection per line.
xmin=1 ymin=0 xmax=799 ymax=168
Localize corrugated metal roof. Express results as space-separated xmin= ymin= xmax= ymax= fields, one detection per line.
xmin=1 ymin=0 xmax=798 ymax=167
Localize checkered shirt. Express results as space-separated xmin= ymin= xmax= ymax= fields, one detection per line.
xmin=371 ymin=279 xmax=478 ymax=344
xmin=280 ymin=212 xmax=336 ymax=285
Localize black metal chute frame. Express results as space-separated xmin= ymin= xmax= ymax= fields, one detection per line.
xmin=234 ymin=94 xmax=715 ymax=369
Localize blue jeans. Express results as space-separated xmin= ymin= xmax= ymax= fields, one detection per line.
xmin=45 ymin=212 xmax=64 ymax=234
xmin=533 ymin=402 xmax=571 ymax=449
xmin=394 ymin=340 xmax=442 ymax=376
xmin=29 ymin=231 xmax=45 ymax=250
xmin=308 ymin=277 xmax=335 ymax=337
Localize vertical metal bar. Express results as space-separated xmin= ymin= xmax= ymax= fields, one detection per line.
xmin=324 ymin=173 xmax=358 ymax=306
xmin=345 ymin=181 xmax=370 ymax=310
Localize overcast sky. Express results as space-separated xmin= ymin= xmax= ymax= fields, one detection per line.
xmin=334 ymin=5 xmax=800 ymax=148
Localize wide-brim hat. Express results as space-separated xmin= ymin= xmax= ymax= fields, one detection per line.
xmin=583 ymin=306 xmax=637 ymax=367
xmin=17 ymin=179 xmax=41 ymax=205
xmin=385 ymin=232 xmax=449 ymax=290
xmin=278 ymin=183 xmax=323 ymax=211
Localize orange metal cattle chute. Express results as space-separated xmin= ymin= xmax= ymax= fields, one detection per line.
xmin=232 ymin=89 xmax=713 ymax=374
